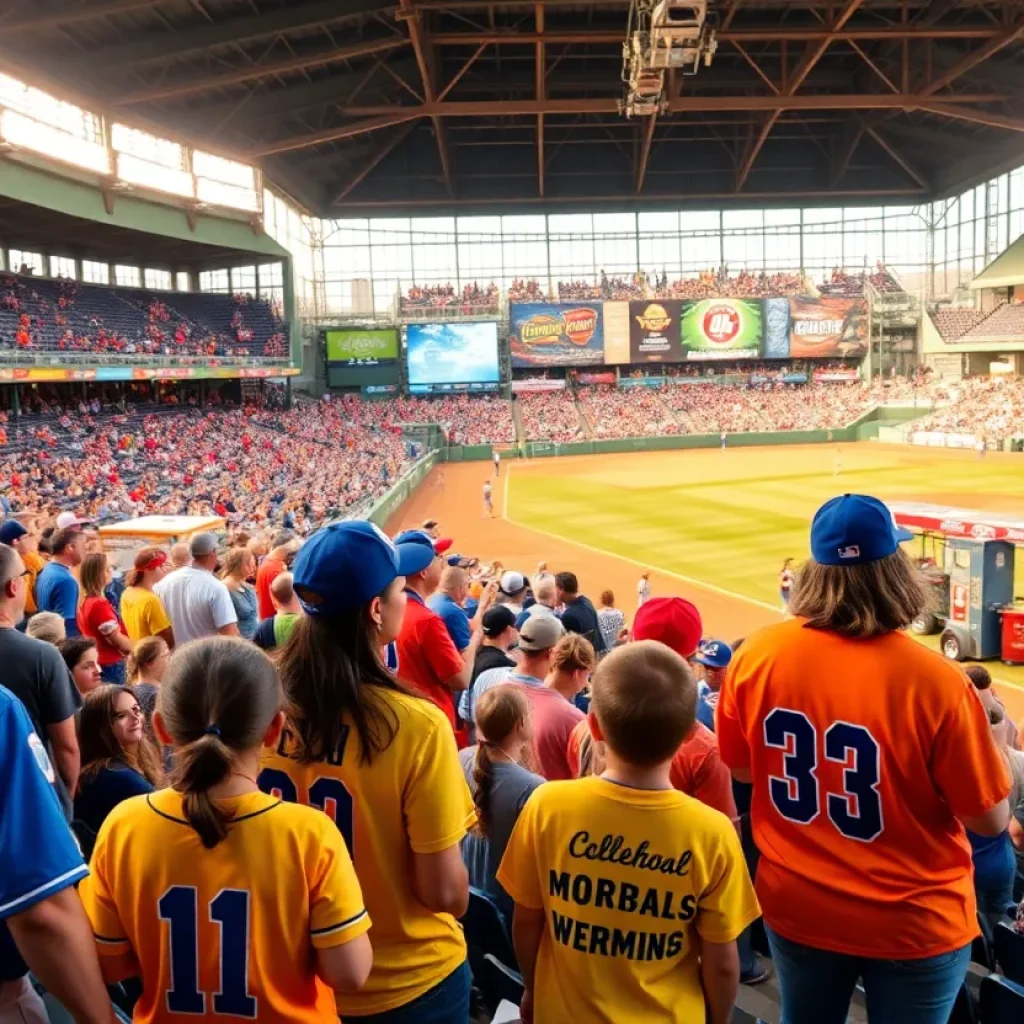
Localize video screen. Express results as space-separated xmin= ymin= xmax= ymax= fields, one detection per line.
xmin=406 ymin=322 xmax=500 ymax=387
xmin=325 ymin=328 xmax=398 ymax=365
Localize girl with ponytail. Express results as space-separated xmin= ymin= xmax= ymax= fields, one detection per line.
xmin=459 ymin=683 xmax=544 ymax=924
xmin=78 ymin=636 xmax=373 ymax=1022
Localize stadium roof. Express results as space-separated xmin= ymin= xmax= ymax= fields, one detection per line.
xmin=3 ymin=0 xmax=1024 ymax=215
xmin=971 ymin=231 xmax=1024 ymax=290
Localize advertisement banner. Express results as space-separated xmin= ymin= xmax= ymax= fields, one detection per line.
xmin=789 ymin=296 xmax=868 ymax=358
xmin=813 ymin=369 xmax=861 ymax=383
xmin=680 ymin=299 xmax=762 ymax=360
xmin=762 ymin=297 xmax=793 ymax=359
xmin=576 ymin=372 xmax=616 ymax=385
xmin=618 ymin=376 xmax=667 ymax=388
xmin=96 ymin=367 xmax=134 ymax=381
xmin=628 ymin=300 xmax=685 ymax=363
xmin=511 ymin=379 xmax=567 ymax=393
xmin=509 ymin=303 xmax=604 ymax=368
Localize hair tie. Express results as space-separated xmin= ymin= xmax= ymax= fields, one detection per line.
xmin=204 ymin=725 xmax=222 ymax=738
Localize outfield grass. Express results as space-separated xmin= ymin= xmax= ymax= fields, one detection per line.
xmin=507 ymin=442 xmax=1024 ymax=686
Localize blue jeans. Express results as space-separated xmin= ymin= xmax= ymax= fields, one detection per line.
xmin=766 ymin=926 xmax=971 ymax=1024
xmin=101 ymin=661 xmax=126 ymax=685
xmin=344 ymin=962 xmax=470 ymax=1024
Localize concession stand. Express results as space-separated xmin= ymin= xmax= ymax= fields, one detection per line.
xmin=887 ymin=502 xmax=1024 ymax=664
xmin=98 ymin=514 xmax=227 ymax=571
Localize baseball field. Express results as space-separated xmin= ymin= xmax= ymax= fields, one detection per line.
xmin=388 ymin=442 xmax=1024 ymax=720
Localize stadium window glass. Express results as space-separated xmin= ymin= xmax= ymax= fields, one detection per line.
xmin=115 ymin=265 xmax=141 ymax=288
xmin=199 ymin=269 xmax=230 ymax=293
xmin=723 ymin=231 xmax=764 ymax=270
xmin=639 ymin=233 xmax=682 ymax=276
xmin=765 ymin=208 xmax=801 ymax=226
xmin=0 ymin=72 xmax=103 ymax=141
xmin=594 ymin=232 xmax=636 ymax=276
xmin=765 ymin=232 xmax=800 ymax=272
xmin=118 ymin=153 xmax=193 ymax=197
xmin=682 ymin=233 xmax=722 ymax=274
xmin=593 ymin=212 xmax=637 ymax=234
xmin=548 ymin=213 xmax=593 ymax=236
xmin=259 ymin=264 xmax=283 ymax=288
xmin=723 ymin=209 xmax=763 ymax=230
xmin=802 ymin=207 xmax=843 ymax=226
xmin=680 ymin=211 xmax=720 ymax=232
xmin=196 ymin=177 xmax=259 ymax=212
xmin=83 ymin=261 xmax=110 ymax=285
xmin=49 ymin=256 xmax=76 ymax=280
xmin=639 ymin=210 xmax=680 ymax=234
xmin=111 ymin=124 xmax=184 ymax=169
xmin=9 ymin=251 xmax=45 ymax=276
xmin=144 ymin=269 xmax=172 ymax=290
xmin=1011 ymin=209 xmax=1024 ymax=246
xmin=192 ymin=151 xmax=255 ymax=189
xmin=231 ymin=267 xmax=256 ymax=295
xmin=502 ymin=214 xmax=546 ymax=237
xmin=0 ymin=109 xmax=110 ymax=174
xmin=176 ymin=272 xmax=190 ymax=292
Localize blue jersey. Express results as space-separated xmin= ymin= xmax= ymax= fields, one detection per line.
xmin=0 ymin=685 xmax=88 ymax=980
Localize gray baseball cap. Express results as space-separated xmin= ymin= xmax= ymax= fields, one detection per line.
xmin=518 ymin=614 xmax=564 ymax=652
xmin=189 ymin=532 xmax=218 ymax=558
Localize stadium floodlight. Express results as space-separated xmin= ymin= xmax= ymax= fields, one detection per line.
xmin=0 ymin=108 xmax=110 ymax=174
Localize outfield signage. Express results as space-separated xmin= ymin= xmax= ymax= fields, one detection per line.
xmin=511 ymin=378 xmax=567 ymax=392
xmin=788 ymin=297 xmax=867 ymax=359
xmin=680 ymin=299 xmax=762 ymax=360
xmin=325 ymin=328 xmax=399 ymax=365
xmin=628 ymin=301 xmax=685 ymax=363
xmin=509 ymin=303 xmax=605 ymax=367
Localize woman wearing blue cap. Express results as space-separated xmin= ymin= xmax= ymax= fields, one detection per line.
xmin=260 ymin=521 xmax=475 ymax=1024
xmin=717 ymin=494 xmax=1011 ymax=1024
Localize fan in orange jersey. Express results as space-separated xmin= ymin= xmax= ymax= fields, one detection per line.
xmin=717 ymin=494 xmax=1010 ymax=1024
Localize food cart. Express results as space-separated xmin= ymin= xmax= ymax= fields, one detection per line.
xmin=97 ymin=515 xmax=227 ymax=571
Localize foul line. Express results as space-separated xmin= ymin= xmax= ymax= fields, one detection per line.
xmin=502 ymin=461 xmax=1024 ymax=696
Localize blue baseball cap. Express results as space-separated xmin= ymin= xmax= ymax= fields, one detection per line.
xmin=695 ymin=639 xmax=732 ymax=669
xmin=810 ymin=494 xmax=913 ymax=566
xmin=394 ymin=530 xmax=442 ymax=576
xmin=0 ymin=520 xmax=28 ymax=546
xmin=292 ymin=520 xmax=426 ymax=615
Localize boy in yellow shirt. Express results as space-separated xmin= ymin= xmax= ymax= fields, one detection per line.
xmin=498 ymin=640 xmax=760 ymax=1024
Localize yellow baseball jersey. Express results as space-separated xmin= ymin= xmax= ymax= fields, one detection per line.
xmin=79 ymin=788 xmax=370 ymax=1023
xmin=259 ymin=687 xmax=475 ymax=1015
xmin=497 ymin=776 xmax=760 ymax=1024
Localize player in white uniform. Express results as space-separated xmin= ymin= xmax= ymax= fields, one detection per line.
xmin=482 ymin=479 xmax=493 ymax=518
xmin=493 ymin=450 xmax=501 ymax=476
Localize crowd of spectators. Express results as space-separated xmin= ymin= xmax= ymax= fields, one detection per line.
xmin=818 ymin=262 xmax=902 ymax=297
xmin=507 ymin=278 xmax=546 ymax=302
xmin=912 ymin=375 xmax=1024 ymax=439
xmin=0 ymin=271 xmax=287 ymax=361
xmin=333 ymin=392 xmax=516 ymax=445
xmin=516 ymin=390 xmax=585 ymax=442
xmin=400 ymin=281 xmax=500 ymax=315
xmin=659 ymin=268 xmax=806 ymax=299
xmin=577 ymin=384 xmax=685 ymax=437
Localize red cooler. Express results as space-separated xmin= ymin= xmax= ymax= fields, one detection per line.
xmin=1000 ymin=606 xmax=1024 ymax=665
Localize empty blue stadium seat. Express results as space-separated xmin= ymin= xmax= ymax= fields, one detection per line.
xmin=994 ymin=921 xmax=1024 ymax=986
xmin=979 ymin=974 xmax=1024 ymax=1023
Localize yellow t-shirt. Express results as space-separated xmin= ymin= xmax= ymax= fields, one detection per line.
xmin=120 ymin=586 xmax=171 ymax=641
xmin=259 ymin=688 xmax=475 ymax=1015
xmin=497 ymin=776 xmax=760 ymax=1024
xmin=79 ymin=789 xmax=370 ymax=1024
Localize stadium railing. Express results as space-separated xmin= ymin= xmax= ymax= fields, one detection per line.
xmin=0 ymin=352 xmax=291 ymax=367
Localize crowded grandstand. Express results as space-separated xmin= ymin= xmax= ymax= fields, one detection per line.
xmin=5 ymin=4 xmax=1024 ymax=1024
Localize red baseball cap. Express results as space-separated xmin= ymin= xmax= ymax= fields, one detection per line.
xmin=632 ymin=597 xmax=703 ymax=659
xmin=434 ymin=537 xmax=454 ymax=555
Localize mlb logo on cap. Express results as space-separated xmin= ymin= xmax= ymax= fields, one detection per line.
xmin=810 ymin=494 xmax=913 ymax=567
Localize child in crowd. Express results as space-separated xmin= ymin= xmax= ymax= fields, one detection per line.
xmin=498 ymin=641 xmax=759 ymax=1024
xmin=78 ymin=636 xmax=373 ymax=1022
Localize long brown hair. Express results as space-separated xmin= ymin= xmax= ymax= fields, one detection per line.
xmin=79 ymin=552 xmax=109 ymax=602
xmin=789 ymin=549 xmax=931 ymax=638
xmin=472 ymin=684 xmax=533 ymax=837
xmin=126 ymin=545 xmax=164 ymax=588
xmin=78 ymin=684 xmax=162 ymax=786
xmin=158 ymin=637 xmax=282 ymax=848
xmin=127 ymin=635 xmax=168 ymax=682
xmin=218 ymin=546 xmax=251 ymax=582
xmin=278 ymin=580 xmax=410 ymax=766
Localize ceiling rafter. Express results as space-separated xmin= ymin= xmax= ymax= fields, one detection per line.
xmin=1 ymin=0 xmax=162 ymax=33
xmin=735 ymin=0 xmax=867 ymax=191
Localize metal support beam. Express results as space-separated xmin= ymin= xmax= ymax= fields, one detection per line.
xmin=847 ymin=39 xmax=899 ymax=92
xmin=536 ymin=3 xmax=545 ymax=198
xmin=429 ymin=26 xmax=1007 ymax=45
xmin=919 ymin=21 xmax=1024 ymax=96
xmin=860 ymin=120 xmax=929 ymax=188
xmin=254 ymin=92 xmax=1009 ymax=156
xmin=917 ymin=101 xmax=1024 ymax=133
xmin=114 ymin=38 xmax=407 ymax=104
xmin=830 ymin=122 xmax=864 ymax=185
xmin=249 ymin=112 xmax=422 ymax=156
xmin=330 ymin=121 xmax=419 ymax=202
xmin=730 ymin=42 xmax=780 ymax=94
xmin=636 ymin=112 xmax=657 ymax=193
xmin=402 ymin=0 xmax=453 ymax=196
xmin=84 ymin=0 xmax=394 ymax=69
xmin=735 ymin=0 xmax=866 ymax=191
xmin=438 ymin=42 xmax=489 ymax=100
xmin=2 ymin=0 xmax=160 ymax=32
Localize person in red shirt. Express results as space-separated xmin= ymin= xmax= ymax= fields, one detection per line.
xmin=522 ymin=632 xmax=594 ymax=781
xmin=77 ymin=553 xmax=133 ymax=686
xmin=255 ymin=530 xmax=298 ymax=620
xmin=717 ymin=494 xmax=1011 ymax=1023
xmin=393 ymin=530 xmax=481 ymax=738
